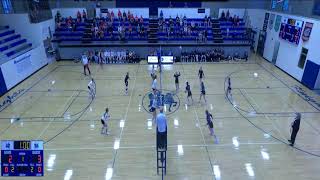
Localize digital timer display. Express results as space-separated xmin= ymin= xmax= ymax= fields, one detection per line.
xmin=1 ymin=140 xmax=44 ymax=176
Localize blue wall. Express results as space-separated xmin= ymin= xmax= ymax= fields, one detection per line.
xmin=301 ymin=60 xmax=320 ymax=89
xmin=0 ymin=67 xmax=8 ymax=96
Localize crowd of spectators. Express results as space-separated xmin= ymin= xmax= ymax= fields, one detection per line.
xmin=93 ymin=9 xmax=147 ymax=40
xmin=54 ymin=10 xmax=87 ymax=31
xmin=158 ymin=10 xmax=211 ymax=41
xmin=82 ymin=49 xmax=140 ymax=64
xmin=219 ymin=10 xmax=241 ymax=27
xmin=180 ymin=49 xmax=248 ymax=62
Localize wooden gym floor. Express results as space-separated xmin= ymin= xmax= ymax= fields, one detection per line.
xmin=0 ymin=54 xmax=320 ymax=180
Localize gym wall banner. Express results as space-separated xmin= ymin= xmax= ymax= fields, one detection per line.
xmin=269 ymin=13 xmax=275 ymax=30
xmin=274 ymin=15 xmax=282 ymax=32
xmin=302 ymin=22 xmax=313 ymax=42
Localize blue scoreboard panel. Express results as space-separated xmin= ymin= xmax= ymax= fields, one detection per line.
xmin=1 ymin=140 xmax=44 ymax=176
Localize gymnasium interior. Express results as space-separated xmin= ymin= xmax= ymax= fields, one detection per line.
xmin=0 ymin=0 xmax=320 ymax=179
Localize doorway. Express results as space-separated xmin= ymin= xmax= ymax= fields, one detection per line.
xmin=257 ymin=30 xmax=266 ymax=56
xmin=272 ymin=41 xmax=280 ymax=64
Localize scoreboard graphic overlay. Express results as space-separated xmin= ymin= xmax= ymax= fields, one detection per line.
xmin=1 ymin=140 xmax=44 ymax=176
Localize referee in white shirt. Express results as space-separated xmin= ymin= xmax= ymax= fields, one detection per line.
xmin=156 ymin=107 xmax=167 ymax=149
xmin=82 ymin=53 xmax=91 ymax=76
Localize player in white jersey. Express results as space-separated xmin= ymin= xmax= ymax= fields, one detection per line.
xmin=101 ymin=108 xmax=110 ymax=135
xmin=87 ymin=78 xmax=95 ymax=99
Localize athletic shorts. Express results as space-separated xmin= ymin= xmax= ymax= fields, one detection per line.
xmin=125 ymin=81 xmax=128 ymax=86
xmin=150 ymin=107 xmax=156 ymax=112
xmin=101 ymin=119 xmax=105 ymax=125
xmin=188 ymin=91 xmax=192 ymax=97
xmin=201 ymin=91 xmax=206 ymax=95
xmin=208 ymin=121 xmax=213 ymax=129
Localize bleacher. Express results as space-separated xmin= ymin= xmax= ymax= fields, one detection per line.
xmin=219 ymin=20 xmax=248 ymax=41
xmin=0 ymin=26 xmax=32 ymax=58
xmin=158 ymin=18 xmax=214 ymax=41
xmin=52 ymin=16 xmax=249 ymax=43
xmin=53 ymin=18 xmax=149 ymax=42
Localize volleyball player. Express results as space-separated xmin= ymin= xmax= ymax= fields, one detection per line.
xmin=205 ymin=110 xmax=214 ymax=136
xmin=174 ymin=71 xmax=181 ymax=93
xmin=152 ymin=74 xmax=157 ymax=91
xmin=198 ymin=66 xmax=205 ymax=82
xmin=150 ymin=89 xmax=157 ymax=122
xmin=124 ymin=72 xmax=130 ymax=95
xmin=101 ymin=108 xmax=110 ymax=135
xmin=87 ymin=78 xmax=95 ymax=99
xmin=82 ymin=52 xmax=91 ymax=76
xmin=226 ymin=77 xmax=232 ymax=99
xmin=185 ymin=81 xmax=193 ymax=105
xmin=199 ymin=81 xmax=207 ymax=103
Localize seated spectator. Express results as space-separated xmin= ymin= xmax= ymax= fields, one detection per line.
xmin=118 ymin=24 xmax=122 ymax=40
xmin=123 ymin=11 xmax=127 ymax=21
xmin=191 ymin=21 xmax=195 ymax=33
xmin=140 ymin=24 xmax=145 ymax=37
xmin=137 ymin=24 xmax=141 ymax=37
xmin=139 ymin=15 xmax=144 ymax=24
xmin=169 ymin=16 xmax=173 ymax=25
xmin=98 ymin=29 xmax=104 ymax=39
xmin=128 ymin=23 xmax=132 ymax=37
xmin=111 ymin=10 xmax=114 ymax=21
xmin=176 ymin=15 xmax=180 ymax=25
xmin=94 ymin=25 xmax=99 ymax=38
xmin=204 ymin=15 xmax=208 ymax=27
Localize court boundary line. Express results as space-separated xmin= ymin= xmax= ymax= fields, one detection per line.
xmin=225 ymin=70 xmax=320 ymax=158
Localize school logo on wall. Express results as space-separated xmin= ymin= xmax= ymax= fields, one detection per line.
xmin=274 ymin=15 xmax=282 ymax=32
xmin=269 ymin=14 xmax=275 ymax=30
xmin=302 ymin=22 xmax=313 ymax=42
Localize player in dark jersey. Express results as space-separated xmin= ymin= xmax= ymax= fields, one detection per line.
xmin=174 ymin=71 xmax=181 ymax=93
xmin=185 ymin=81 xmax=193 ymax=105
xmin=199 ymin=81 xmax=207 ymax=103
xmin=198 ymin=66 xmax=205 ymax=82
xmin=226 ymin=77 xmax=232 ymax=99
xmin=205 ymin=110 xmax=214 ymax=136
xmin=124 ymin=72 xmax=130 ymax=95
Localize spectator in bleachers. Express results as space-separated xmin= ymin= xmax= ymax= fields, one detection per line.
xmin=221 ymin=10 xmax=226 ymax=20
xmin=55 ymin=11 xmax=61 ymax=23
xmin=77 ymin=11 xmax=81 ymax=21
xmin=128 ymin=23 xmax=132 ymax=37
xmin=191 ymin=21 xmax=195 ymax=33
xmin=94 ymin=25 xmax=98 ymax=38
xmin=140 ymin=24 xmax=145 ymax=38
xmin=82 ymin=10 xmax=87 ymax=21
xmin=118 ymin=9 xmax=122 ymax=20
xmin=111 ymin=10 xmax=115 ymax=21
xmin=123 ymin=11 xmax=127 ymax=21
xmin=160 ymin=10 xmax=164 ymax=20
xmin=226 ymin=10 xmax=230 ymax=20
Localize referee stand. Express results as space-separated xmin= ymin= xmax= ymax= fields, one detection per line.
xmin=156 ymin=127 xmax=167 ymax=179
